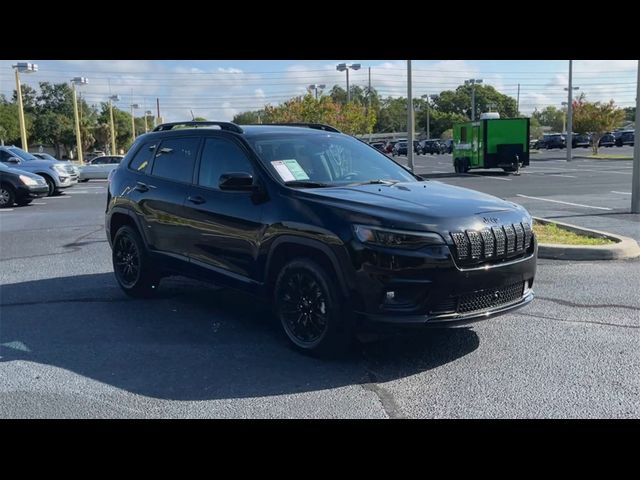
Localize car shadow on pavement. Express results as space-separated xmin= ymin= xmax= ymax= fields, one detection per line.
xmin=0 ymin=273 xmax=479 ymax=401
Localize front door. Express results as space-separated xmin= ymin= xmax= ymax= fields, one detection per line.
xmin=183 ymin=135 xmax=265 ymax=285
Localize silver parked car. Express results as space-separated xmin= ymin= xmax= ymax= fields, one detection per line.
xmin=79 ymin=155 xmax=124 ymax=182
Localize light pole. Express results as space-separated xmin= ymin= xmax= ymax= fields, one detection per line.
xmin=465 ymin=78 xmax=483 ymax=121
xmin=407 ymin=60 xmax=414 ymax=172
xmin=12 ymin=62 xmax=38 ymax=152
xmin=307 ymin=84 xmax=326 ymax=100
xmin=561 ymin=101 xmax=568 ymax=133
xmin=144 ymin=110 xmax=153 ymax=133
xmin=130 ymin=103 xmax=141 ymax=141
xmin=421 ymin=94 xmax=433 ymax=139
xmin=109 ymin=94 xmax=120 ymax=155
xmin=71 ymin=77 xmax=88 ymax=164
xmin=565 ymin=60 xmax=579 ymax=162
xmin=336 ymin=63 xmax=361 ymax=103
xmin=631 ymin=60 xmax=639 ymax=213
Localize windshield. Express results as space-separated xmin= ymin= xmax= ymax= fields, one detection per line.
xmin=8 ymin=147 xmax=41 ymax=162
xmin=248 ymin=133 xmax=417 ymax=186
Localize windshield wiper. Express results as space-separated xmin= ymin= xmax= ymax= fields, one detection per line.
xmin=284 ymin=180 xmax=330 ymax=188
xmin=347 ymin=179 xmax=399 ymax=186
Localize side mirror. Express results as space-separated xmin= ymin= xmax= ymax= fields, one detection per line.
xmin=7 ymin=157 xmax=21 ymax=164
xmin=219 ymin=172 xmax=254 ymax=191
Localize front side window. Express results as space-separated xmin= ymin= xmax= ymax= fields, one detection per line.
xmin=248 ymin=133 xmax=416 ymax=186
xmin=198 ymin=137 xmax=254 ymax=189
xmin=151 ymin=137 xmax=199 ymax=183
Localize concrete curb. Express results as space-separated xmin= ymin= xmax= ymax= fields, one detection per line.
xmin=534 ymin=217 xmax=640 ymax=261
xmin=572 ymin=155 xmax=632 ymax=161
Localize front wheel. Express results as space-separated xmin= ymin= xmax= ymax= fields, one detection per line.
xmin=112 ymin=225 xmax=160 ymax=298
xmin=16 ymin=198 xmax=33 ymax=206
xmin=42 ymin=176 xmax=56 ymax=196
xmin=274 ymin=259 xmax=353 ymax=357
xmin=0 ymin=184 xmax=15 ymax=208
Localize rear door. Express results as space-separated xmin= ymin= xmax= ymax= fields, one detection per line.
xmin=137 ymin=135 xmax=201 ymax=258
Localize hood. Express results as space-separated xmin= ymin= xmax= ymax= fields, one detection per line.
xmin=297 ymin=180 xmax=528 ymax=232
xmin=7 ymin=166 xmax=46 ymax=181
xmin=10 ymin=159 xmax=58 ymax=169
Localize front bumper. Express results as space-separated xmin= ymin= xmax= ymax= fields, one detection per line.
xmin=16 ymin=184 xmax=49 ymax=199
xmin=348 ymin=240 xmax=537 ymax=328
xmin=359 ymin=290 xmax=534 ymax=328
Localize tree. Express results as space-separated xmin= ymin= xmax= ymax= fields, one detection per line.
xmin=12 ymin=84 xmax=38 ymax=113
xmin=0 ymin=103 xmax=22 ymax=145
xmin=532 ymin=106 xmax=565 ymax=132
xmin=96 ymin=103 xmax=135 ymax=153
xmin=417 ymin=109 xmax=467 ymax=138
xmin=233 ymin=110 xmax=262 ymax=124
xmin=572 ymin=95 xmax=626 ymax=154
xmin=193 ymin=116 xmax=207 ymax=122
xmin=262 ymin=94 xmax=375 ymax=135
xmin=432 ymin=84 xmax=517 ymax=119
xmin=375 ymin=97 xmax=408 ymax=133
xmin=530 ymin=116 xmax=544 ymax=140
xmin=623 ymin=107 xmax=636 ymax=123
xmin=33 ymin=111 xmax=75 ymax=158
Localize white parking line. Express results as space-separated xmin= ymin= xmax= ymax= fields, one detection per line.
xmin=550 ymin=174 xmax=577 ymax=178
xmin=47 ymin=196 xmax=72 ymax=199
xmin=468 ymin=173 xmax=512 ymax=181
xmin=432 ymin=171 xmax=445 ymax=173
xmin=516 ymin=194 xmax=612 ymax=211
xmin=528 ymin=165 xmax=631 ymax=175
xmin=0 ymin=208 xmax=14 ymax=212
xmin=611 ymin=191 xmax=632 ymax=195
xmin=32 ymin=202 xmax=47 ymax=205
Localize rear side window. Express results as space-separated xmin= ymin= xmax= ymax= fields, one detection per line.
xmin=198 ymin=137 xmax=254 ymax=189
xmin=129 ymin=142 xmax=156 ymax=173
xmin=151 ymin=137 xmax=200 ymax=184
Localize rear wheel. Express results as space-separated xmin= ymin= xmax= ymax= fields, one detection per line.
xmin=0 ymin=184 xmax=15 ymax=208
xmin=112 ymin=225 xmax=160 ymax=298
xmin=274 ymin=258 xmax=353 ymax=357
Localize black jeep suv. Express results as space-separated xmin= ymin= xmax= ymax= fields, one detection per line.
xmin=106 ymin=122 xmax=537 ymax=355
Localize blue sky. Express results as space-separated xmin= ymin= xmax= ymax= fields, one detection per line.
xmin=0 ymin=60 xmax=636 ymax=122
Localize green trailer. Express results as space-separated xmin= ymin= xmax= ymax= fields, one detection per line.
xmin=452 ymin=117 xmax=530 ymax=173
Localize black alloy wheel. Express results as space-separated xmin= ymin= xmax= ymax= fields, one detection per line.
xmin=274 ymin=259 xmax=353 ymax=356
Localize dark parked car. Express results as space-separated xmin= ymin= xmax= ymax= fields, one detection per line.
xmin=0 ymin=162 xmax=49 ymax=207
xmin=420 ymin=139 xmax=445 ymax=155
xmin=598 ymin=133 xmax=616 ymax=147
xmin=615 ymin=131 xmax=634 ymax=147
xmin=370 ymin=142 xmax=386 ymax=152
xmin=106 ymin=121 xmax=537 ymax=355
xmin=539 ymin=134 xmax=566 ymax=149
xmin=571 ymin=133 xmax=591 ymax=148
xmin=392 ymin=141 xmax=408 ymax=156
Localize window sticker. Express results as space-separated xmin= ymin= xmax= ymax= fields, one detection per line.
xmin=270 ymin=159 xmax=310 ymax=181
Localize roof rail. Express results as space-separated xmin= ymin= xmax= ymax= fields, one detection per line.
xmin=257 ymin=122 xmax=341 ymax=133
xmin=152 ymin=121 xmax=244 ymax=134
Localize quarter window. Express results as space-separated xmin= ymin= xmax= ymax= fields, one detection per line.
xmin=129 ymin=142 xmax=156 ymax=173
xmin=151 ymin=137 xmax=200 ymax=183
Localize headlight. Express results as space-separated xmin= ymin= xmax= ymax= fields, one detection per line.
xmin=52 ymin=164 xmax=67 ymax=174
xmin=353 ymin=225 xmax=445 ymax=249
xmin=19 ymin=175 xmax=39 ymax=186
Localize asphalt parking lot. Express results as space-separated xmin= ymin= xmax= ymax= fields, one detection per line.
xmin=1 ymin=154 xmax=639 ymax=418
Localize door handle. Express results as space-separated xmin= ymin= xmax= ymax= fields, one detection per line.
xmin=187 ymin=195 xmax=206 ymax=205
xmin=135 ymin=182 xmax=156 ymax=192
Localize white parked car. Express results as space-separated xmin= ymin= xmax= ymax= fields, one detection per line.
xmin=79 ymin=155 xmax=124 ymax=182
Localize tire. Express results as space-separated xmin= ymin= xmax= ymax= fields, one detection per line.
xmin=16 ymin=198 xmax=33 ymax=206
xmin=274 ymin=258 xmax=354 ymax=357
xmin=41 ymin=175 xmax=56 ymax=196
xmin=112 ymin=225 xmax=160 ymax=298
xmin=80 ymin=179 xmax=89 ymax=183
xmin=456 ymin=158 xmax=470 ymax=174
xmin=0 ymin=184 xmax=15 ymax=208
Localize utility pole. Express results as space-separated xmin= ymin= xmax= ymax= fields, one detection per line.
xmin=566 ymin=60 xmax=574 ymax=162
xmin=517 ymin=83 xmax=520 ymax=116
xmin=631 ymin=60 xmax=640 ymax=213
xmin=156 ymin=98 xmax=161 ymax=125
xmin=407 ymin=60 xmax=414 ymax=172
xmin=465 ymin=78 xmax=483 ymax=121
xmin=427 ymin=96 xmax=430 ymax=139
